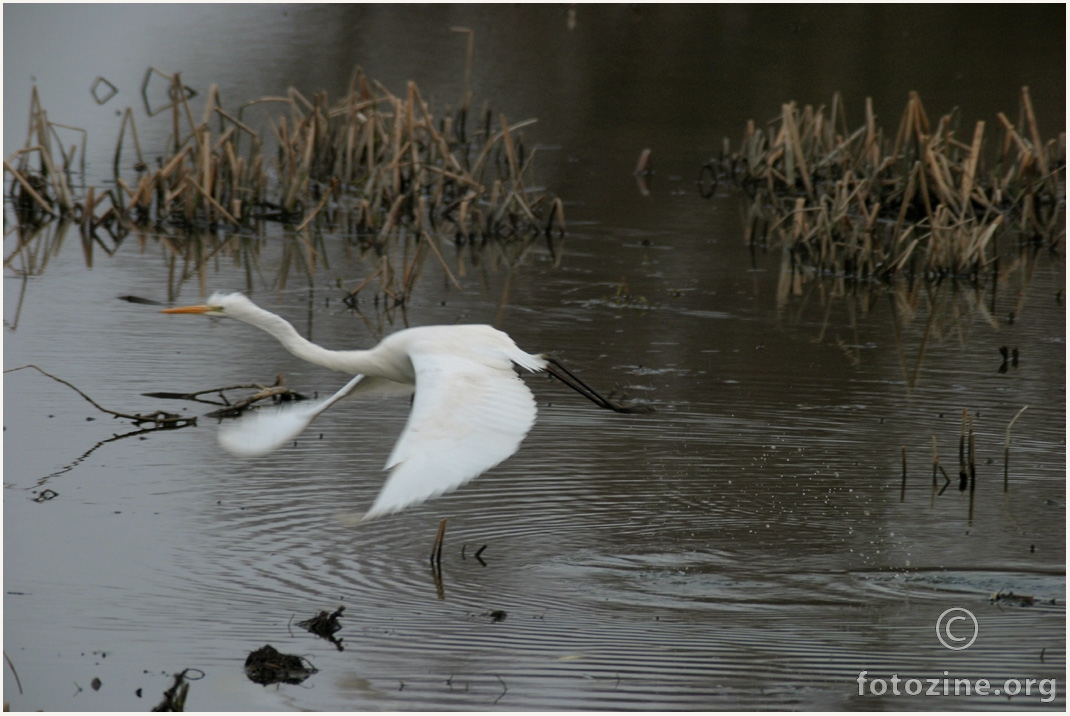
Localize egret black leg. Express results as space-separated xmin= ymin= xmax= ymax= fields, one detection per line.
xmin=541 ymin=355 xmax=654 ymax=414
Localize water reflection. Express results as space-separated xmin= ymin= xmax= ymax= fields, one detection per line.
xmin=3 ymin=209 xmax=561 ymax=334
xmin=768 ymin=241 xmax=1060 ymax=392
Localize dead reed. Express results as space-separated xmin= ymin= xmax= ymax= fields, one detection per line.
xmin=709 ymin=88 xmax=1064 ymax=281
xmin=8 ymin=68 xmax=563 ymax=238
xmin=5 ymin=63 xmax=565 ymax=308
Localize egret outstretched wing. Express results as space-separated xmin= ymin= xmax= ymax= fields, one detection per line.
xmin=218 ymin=375 xmax=413 ymax=457
xmin=363 ymin=350 xmax=538 ymax=519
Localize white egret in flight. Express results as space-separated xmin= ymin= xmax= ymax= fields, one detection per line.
xmin=162 ymin=292 xmax=649 ymax=519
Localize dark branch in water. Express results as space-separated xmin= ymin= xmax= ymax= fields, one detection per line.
xmin=5 ymin=364 xmax=194 ymax=428
xmin=145 ymin=375 xmax=308 ymax=415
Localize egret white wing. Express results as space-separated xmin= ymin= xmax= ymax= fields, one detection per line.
xmin=218 ymin=374 xmax=413 ymax=457
xmin=362 ymin=350 xmax=537 ymax=519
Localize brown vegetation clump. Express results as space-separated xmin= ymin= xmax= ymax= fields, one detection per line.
xmin=5 ymin=66 xmax=565 ymax=243
xmin=4 ymin=63 xmax=566 ymax=310
xmin=705 ymin=88 xmax=1065 ymax=280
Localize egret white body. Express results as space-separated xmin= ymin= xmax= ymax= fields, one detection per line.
xmin=162 ymin=292 xmax=641 ymax=519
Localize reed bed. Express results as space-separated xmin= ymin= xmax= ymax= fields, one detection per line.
xmin=5 ymin=66 xmax=563 ymax=242
xmin=5 ymin=65 xmax=564 ymax=308
xmin=707 ymin=88 xmax=1064 ymax=281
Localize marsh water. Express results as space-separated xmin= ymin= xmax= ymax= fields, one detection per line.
xmin=3 ymin=5 xmax=1065 ymax=711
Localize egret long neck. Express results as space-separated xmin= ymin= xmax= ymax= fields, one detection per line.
xmin=238 ymin=305 xmax=376 ymax=375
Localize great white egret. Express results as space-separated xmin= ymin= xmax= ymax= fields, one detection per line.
xmin=162 ymin=292 xmax=648 ymax=519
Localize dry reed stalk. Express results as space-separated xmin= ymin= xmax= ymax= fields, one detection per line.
xmin=900 ymin=445 xmax=907 ymax=502
xmin=1019 ymin=87 xmax=1049 ymax=183
xmin=183 ymin=176 xmax=239 ymax=225
xmin=3 ymin=159 xmax=57 ymax=217
xmin=9 ymin=63 xmax=564 ymax=305
xmin=1003 ymin=405 xmax=1028 ymax=492
xmin=931 ymin=435 xmax=939 ymax=488
xmin=713 ymin=89 xmax=1062 ymax=281
xmin=294 ymin=178 xmax=336 ymax=232
xmin=420 ymin=232 xmax=463 ymax=290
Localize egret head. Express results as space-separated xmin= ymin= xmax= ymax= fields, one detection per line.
xmin=161 ymin=292 xmax=259 ymax=320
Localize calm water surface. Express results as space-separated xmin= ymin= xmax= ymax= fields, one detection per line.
xmin=4 ymin=5 xmax=1065 ymax=710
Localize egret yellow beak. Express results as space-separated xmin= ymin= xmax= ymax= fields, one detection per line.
xmin=161 ymin=305 xmax=210 ymax=314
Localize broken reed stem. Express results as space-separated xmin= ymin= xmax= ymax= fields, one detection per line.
xmin=430 ymin=517 xmax=448 ymax=568
xmin=1003 ymin=405 xmax=1028 ymax=493
xmin=143 ymin=382 xmax=281 ymax=403
xmin=183 ymin=175 xmax=239 ymax=225
xmin=345 ymin=267 xmax=384 ymax=299
xmin=4 ymin=651 xmax=23 ymax=695
xmin=958 ymin=408 xmax=968 ymax=490
xmin=968 ymin=414 xmax=976 ymax=493
xmin=421 ymin=232 xmax=463 ymax=290
xmin=294 ymin=177 xmax=337 ymax=232
xmin=931 ymin=435 xmax=938 ymax=486
xmin=3 ymin=159 xmax=58 ymax=217
xmin=900 ymin=445 xmax=907 ymax=502
xmin=202 ymin=384 xmax=302 ymax=418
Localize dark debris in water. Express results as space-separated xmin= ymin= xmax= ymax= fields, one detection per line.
xmin=151 ymin=668 xmax=203 ymax=712
xmin=117 ymin=294 xmax=164 ymax=306
xmin=990 ymin=589 xmax=1056 ymax=608
xmin=244 ymin=645 xmax=317 ymax=686
xmin=297 ymin=606 xmax=345 ymax=650
xmin=467 ymin=609 xmax=507 ymax=623
xmin=32 ymin=489 xmax=59 ymax=503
